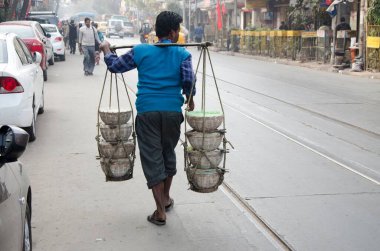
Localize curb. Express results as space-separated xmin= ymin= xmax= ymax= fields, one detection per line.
xmin=209 ymin=47 xmax=380 ymax=80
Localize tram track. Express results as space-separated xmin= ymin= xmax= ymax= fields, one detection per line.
xmin=114 ymin=62 xmax=380 ymax=250
xmin=200 ymin=72 xmax=380 ymax=139
xmin=107 ymin=41 xmax=380 ymax=249
xmin=205 ymin=83 xmax=380 ymax=185
xmin=114 ymin=74 xmax=295 ymax=250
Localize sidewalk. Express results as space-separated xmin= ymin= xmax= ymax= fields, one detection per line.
xmin=210 ymin=48 xmax=380 ymax=80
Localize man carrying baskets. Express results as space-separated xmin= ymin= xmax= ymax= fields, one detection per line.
xmin=100 ymin=11 xmax=195 ymax=226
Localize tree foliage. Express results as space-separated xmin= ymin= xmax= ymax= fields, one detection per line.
xmin=166 ymin=1 xmax=182 ymax=16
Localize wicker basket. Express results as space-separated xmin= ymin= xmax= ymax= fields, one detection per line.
xmin=188 ymin=149 xmax=223 ymax=168
xmin=98 ymin=140 xmax=135 ymax=158
xmin=99 ymin=108 xmax=132 ymax=126
xmin=100 ymin=123 xmax=132 ymax=142
xmin=186 ymin=167 xmax=224 ymax=193
xmin=100 ymin=158 xmax=132 ymax=179
xmin=185 ymin=131 xmax=223 ymax=151
xmin=186 ymin=111 xmax=223 ymax=132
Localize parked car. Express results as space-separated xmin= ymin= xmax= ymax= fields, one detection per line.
xmin=0 ymin=21 xmax=52 ymax=81
xmin=0 ymin=33 xmax=44 ymax=141
xmin=0 ymin=125 xmax=32 ymax=251
xmin=41 ymin=23 xmax=66 ymax=61
xmin=106 ymin=19 xmax=124 ymax=38
xmin=44 ymin=37 xmax=54 ymax=66
xmin=26 ymin=11 xmax=59 ymax=26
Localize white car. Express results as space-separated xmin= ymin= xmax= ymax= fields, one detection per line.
xmin=41 ymin=23 xmax=65 ymax=61
xmin=0 ymin=125 xmax=32 ymax=251
xmin=0 ymin=33 xmax=44 ymax=141
xmin=43 ymin=30 xmax=54 ymax=66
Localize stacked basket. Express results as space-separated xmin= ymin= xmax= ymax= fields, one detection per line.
xmin=185 ymin=111 xmax=226 ymax=193
xmin=97 ymin=108 xmax=135 ymax=181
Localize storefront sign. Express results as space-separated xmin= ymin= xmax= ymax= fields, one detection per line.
xmin=301 ymin=31 xmax=318 ymax=38
xmin=245 ymin=0 xmax=267 ymax=9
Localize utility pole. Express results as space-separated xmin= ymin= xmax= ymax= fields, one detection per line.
xmin=234 ymin=0 xmax=237 ymax=28
xmin=358 ymin=0 xmax=367 ymax=59
xmin=188 ymin=0 xmax=191 ymax=39
xmin=183 ymin=0 xmax=186 ymax=28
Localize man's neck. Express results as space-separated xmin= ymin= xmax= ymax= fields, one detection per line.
xmin=158 ymin=38 xmax=171 ymax=42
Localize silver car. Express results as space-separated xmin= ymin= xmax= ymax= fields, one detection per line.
xmin=106 ymin=19 xmax=124 ymax=39
xmin=0 ymin=126 xmax=32 ymax=251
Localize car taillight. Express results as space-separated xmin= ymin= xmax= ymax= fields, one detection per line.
xmin=31 ymin=42 xmax=43 ymax=54
xmin=54 ymin=37 xmax=63 ymax=42
xmin=0 ymin=77 xmax=24 ymax=94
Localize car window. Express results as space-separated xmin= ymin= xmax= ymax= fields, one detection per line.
xmin=35 ymin=23 xmax=47 ymax=38
xmin=17 ymin=38 xmax=33 ymax=64
xmin=42 ymin=25 xmax=57 ymax=33
xmin=0 ymin=25 xmax=35 ymax=39
xmin=0 ymin=40 xmax=8 ymax=63
xmin=110 ymin=20 xmax=122 ymax=26
xmin=13 ymin=38 xmax=29 ymax=65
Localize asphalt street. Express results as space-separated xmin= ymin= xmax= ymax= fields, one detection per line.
xmin=20 ymin=36 xmax=380 ymax=251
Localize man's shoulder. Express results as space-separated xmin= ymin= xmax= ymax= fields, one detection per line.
xmin=134 ymin=43 xmax=151 ymax=50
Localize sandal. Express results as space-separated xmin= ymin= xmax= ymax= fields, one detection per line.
xmin=147 ymin=211 xmax=166 ymax=226
xmin=165 ymin=198 xmax=174 ymax=212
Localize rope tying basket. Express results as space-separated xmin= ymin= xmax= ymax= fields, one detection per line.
xmin=96 ymin=68 xmax=136 ymax=182
xmin=184 ymin=43 xmax=234 ymax=193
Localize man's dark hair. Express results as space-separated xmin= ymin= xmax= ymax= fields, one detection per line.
xmin=84 ymin=17 xmax=91 ymax=22
xmin=340 ymin=17 xmax=345 ymax=22
xmin=155 ymin=11 xmax=183 ymax=38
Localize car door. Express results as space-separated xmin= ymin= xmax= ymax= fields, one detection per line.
xmin=0 ymin=162 xmax=23 ymax=251
xmin=35 ymin=23 xmax=53 ymax=60
xmin=18 ymin=37 xmax=43 ymax=109
xmin=13 ymin=38 xmax=42 ymax=115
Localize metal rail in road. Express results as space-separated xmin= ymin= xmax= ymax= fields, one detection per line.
xmin=112 ymin=73 xmax=294 ymax=251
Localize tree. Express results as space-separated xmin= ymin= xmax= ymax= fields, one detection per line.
xmin=166 ymin=1 xmax=182 ymax=16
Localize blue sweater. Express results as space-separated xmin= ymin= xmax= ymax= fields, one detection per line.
xmin=133 ymin=44 xmax=190 ymax=113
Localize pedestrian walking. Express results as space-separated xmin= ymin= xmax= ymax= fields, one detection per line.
xmin=93 ymin=23 xmax=104 ymax=65
xmin=79 ymin=17 xmax=101 ymax=76
xmin=68 ymin=20 xmax=77 ymax=54
xmin=279 ymin=21 xmax=288 ymax=30
xmin=336 ymin=17 xmax=351 ymax=31
xmin=78 ymin=23 xmax=83 ymax=55
xmin=62 ymin=21 xmax=69 ymax=49
xmin=193 ymin=23 xmax=204 ymax=50
xmin=100 ymin=11 xmax=196 ymax=226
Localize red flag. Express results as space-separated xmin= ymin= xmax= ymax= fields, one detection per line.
xmin=222 ymin=3 xmax=226 ymax=15
xmin=216 ymin=0 xmax=222 ymax=30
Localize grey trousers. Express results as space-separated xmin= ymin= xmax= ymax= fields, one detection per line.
xmin=82 ymin=45 xmax=95 ymax=73
xmin=136 ymin=111 xmax=184 ymax=189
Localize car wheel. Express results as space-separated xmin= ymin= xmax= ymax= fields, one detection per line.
xmin=23 ymin=204 xmax=32 ymax=251
xmin=59 ymin=54 xmax=66 ymax=61
xmin=48 ymin=56 xmax=54 ymax=65
xmin=24 ymin=101 xmax=36 ymax=142
xmin=43 ymin=69 xmax=47 ymax=81
xmin=38 ymin=88 xmax=44 ymax=115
